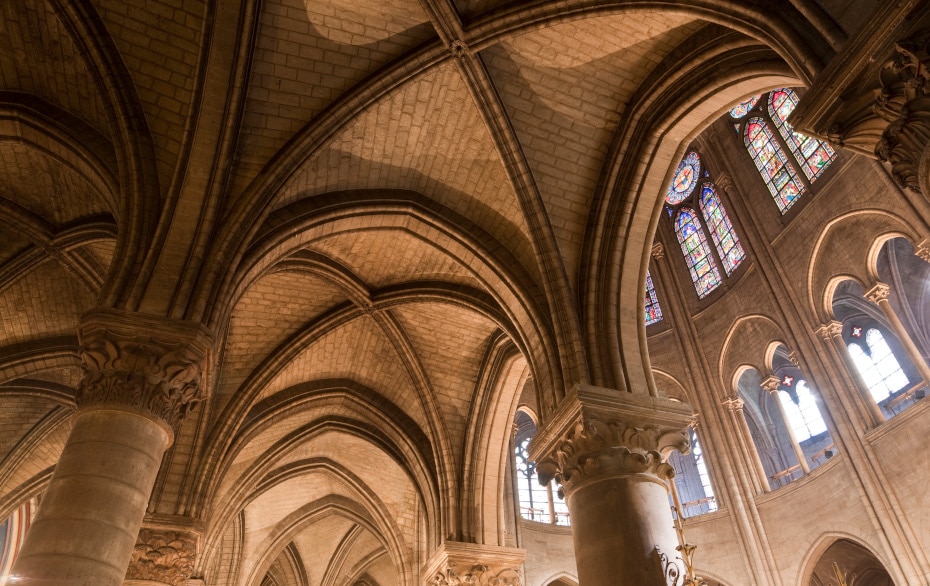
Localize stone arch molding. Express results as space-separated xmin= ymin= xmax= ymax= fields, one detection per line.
xmin=808 ymin=210 xmax=922 ymax=322
xmin=798 ymin=531 xmax=896 ymax=586
xmin=718 ymin=314 xmax=788 ymax=393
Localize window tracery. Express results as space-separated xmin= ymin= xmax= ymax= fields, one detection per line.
xmin=847 ymin=328 xmax=909 ymax=403
xmin=665 ymin=151 xmax=744 ymax=298
xmin=744 ymin=117 xmax=805 ymax=213
xmin=645 ymin=271 xmax=663 ymax=325
xmin=699 ymin=184 xmax=745 ymax=275
xmin=768 ymin=88 xmax=836 ymax=181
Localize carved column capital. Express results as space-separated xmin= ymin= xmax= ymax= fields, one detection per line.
xmin=722 ymin=396 xmax=744 ymax=411
xmin=125 ymin=528 xmax=198 ymax=586
xmin=651 ymin=242 xmax=665 ymax=260
xmin=761 ymin=375 xmax=782 ymax=395
xmin=914 ymin=238 xmax=930 ymax=262
xmin=865 ymin=282 xmax=891 ymax=303
xmin=815 ymin=320 xmax=844 ymax=342
xmin=529 ymin=385 xmax=693 ymax=497
xmin=714 ymin=171 xmax=735 ymax=192
xmin=77 ymin=309 xmax=213 ymax=430
xmin=424 ymin=542 xmax=525 ymax=586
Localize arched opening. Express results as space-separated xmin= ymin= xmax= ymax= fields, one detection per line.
xmin=807 ymin=538 xmax=893 ymax=586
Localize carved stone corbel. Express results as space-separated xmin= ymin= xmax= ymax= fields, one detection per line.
xmin=125 ymin=528 xmax=198 ymax=586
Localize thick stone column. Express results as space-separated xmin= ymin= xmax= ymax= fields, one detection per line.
xmin=424 ymin=541 xmax=525 ymax=585
xmin=10 ymin=309 xmax=211 ymax=586
xmin=529 ymin=385 xmax=693 ymax=586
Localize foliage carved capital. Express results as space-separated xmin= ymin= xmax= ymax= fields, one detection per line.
xmin=864 ymin=282 xmax=891 ymax=304
xmin=430 ymin=563 xmax=523 ymax=586
xmin=530 ymin=385 xmax=693 ymax=497
xmin=77 ymin=310 xmax=213 ymax=429
xmin=423 ymin=543 xmax=525 ymax=586
xmin=125 ymin=528 xmax=198 ymax=586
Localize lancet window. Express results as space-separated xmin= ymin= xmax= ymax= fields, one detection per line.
xmin=644 ymin=270 xmax=663 ymax=325
xmin=666 ymin=150 xmax=745 ymax=298
xmin=731 ymin=89 xmax=836 ymax=214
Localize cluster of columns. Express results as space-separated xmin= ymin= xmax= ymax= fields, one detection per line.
xmin=10 ymin=309 xmax=210 ymax=586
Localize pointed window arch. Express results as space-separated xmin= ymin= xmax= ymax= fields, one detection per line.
xmin=847 ymin=328 xmax=909 ymax=403
xmin=777 ymin=381 xmax=828 ymax=442
xmin=675 ymin=208 xmax=722 ymax=298
xmin=769 ymin=88 xmax=836 ymax=181
xmin=645 ymin=270 xmax=663 ymax=325
xmin=668 ymin=428 xmax=717 ymax=517
xmin=699 ymin=183 xmax=745 ymax=275
xmin=745 ymin=117 xmax=805 ymax=213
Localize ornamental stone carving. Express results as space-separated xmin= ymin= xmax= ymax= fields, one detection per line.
xmin=423 ymin=542 xmax=525 ymax=586
xmin=722 ymin=396 xmax=744 ymax=411
xmin=789 ymin=5 xmax=930 ymax=194
xmin=125 ymin=528 xmax=197 ymax=586
xmin=534 ymin=416 xmax=688 ymax=494
xmin=875 ymin=30 xmax=930 ymax=193
xmin=530 ymin=385 xmax=693 ymax=497
xmin=865 ymin=282 xmax=891 ymax=304
xmin=77 ymin=310 xmax=212 ymax=429
xmin=815 ymin=321 xmax=843 ymax=342
xmin=430 ymin=563 xmax=522 ymax=586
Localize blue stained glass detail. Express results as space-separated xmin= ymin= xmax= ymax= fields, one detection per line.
xmin=768 ymin=88 xmax=836 ymax=181
xmin=745 ymin=117 xmax=805 ymax=213
xmin=675 ymin=208 xmax=722 ymax=298
xmin=666 ymin=152 xmax=701 ymax=205
xmin=645 ymin=270 xmax=663 ymax=325
xmin=699 ymin=183 xmax=745 ymax=275
xmin=729 ymin=95 xmax=760 ymax=118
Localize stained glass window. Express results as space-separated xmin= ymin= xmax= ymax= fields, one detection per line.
xmin=847 ymin=328 xmax=909 ymax=403
xmin=675 ymin=208 xmax=722 ymax=297
xmin=666 ymin=151 xmax=701 ymax=205
xmin=769 ymin=89 xmax=836 ymax=181
xmin=699 ymin=183 xmax=745 ymax=275
xmin=745 ymin=117 xmax=805 ymax=213
xmin=729 ymin=95 xmax=760 ymax=118
xmin=644 ymin=270 xmax=663 ymax=325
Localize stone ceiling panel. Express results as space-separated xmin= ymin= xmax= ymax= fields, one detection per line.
xmin=240 ymin=472 xmax=354 ymax=586
xmin=0 ymin=143 xmax=112 ymax=226
xmin=215 ymin=270 xmax=349 ymax=412
xmin=289 ymin=514 xmax=357 ymax=586
xmin=0 ymin=228 xmax=30 ymax=269
xmin=230 ymin=0 xmax=434 ymax=199
xmin=308 ymin=230 xmax=481 ymax=292
xmin=390 ymin=302 xmax=498 ymax=468
xmin=483 ymin=13 xmax=703 ymax=284
xmin=257 ymin=316 xmax=426 ymax=428
xmin=0 ymin=396 xmax=60 ymax=458
xmin=454 ymin=0 xmax=512 ymax=22
xmin=0 ymin=415 xmax=70 ymax=498
xmin=0 ymin=0 xmax=110 ymax=136
xmin=0 ymin=261 xmax=96 ymax=348
xmin=92 ymin=0 xmax=205 ymax=198
xmin=276 ymin=62 xmax=536 ymax=273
